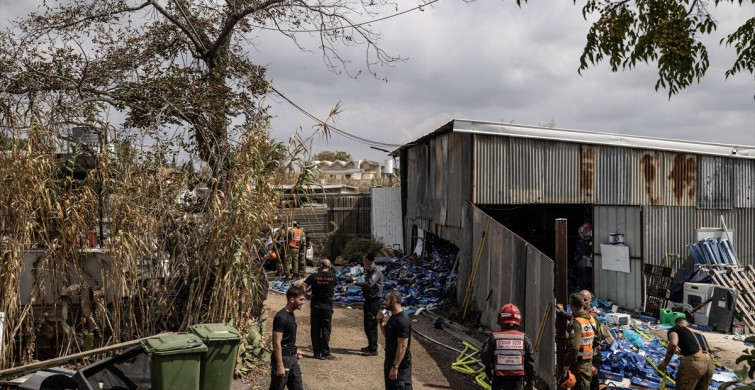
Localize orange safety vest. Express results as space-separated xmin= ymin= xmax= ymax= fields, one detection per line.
xmin=288 ymin=227 xmax=303 ymax=249
xmin=492 ymin=330 xmax=526 ymax=377
xmin=573 ymin=316 xmax=597 ymax=360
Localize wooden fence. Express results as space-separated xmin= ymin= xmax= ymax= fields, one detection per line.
xmin=327 ymin=195 xmax=371 ymax=259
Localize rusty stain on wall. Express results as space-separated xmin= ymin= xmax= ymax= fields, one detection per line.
xmin=641 ymin=152 xmax=660 ymax=205
xmin=581 ymin=145 xmax=596 ymax=199
xmin=668 ymin=154 xmax=696 ymax=205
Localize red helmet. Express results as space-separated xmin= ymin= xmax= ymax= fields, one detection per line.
xmin=498 ymin=303 xmax=522 ymax=326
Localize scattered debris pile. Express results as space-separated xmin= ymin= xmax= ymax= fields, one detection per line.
xmin=595 ymin=313 xmax=748 ymax=390
xmin=270 ymin=247 xmax=459 ymax=310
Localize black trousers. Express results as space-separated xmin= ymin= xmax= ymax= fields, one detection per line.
xmin=269 ymin=354 xmax=303 ymax=390
xmin=491 ymin=376 xmax=525 ymax=390
xmin=364 ymin=298 xmax=381 ymax=350
xmin=311 ymin=307 xmax=333 ymax=356
xmin=384 ymin=360 xmax=412 ymax=390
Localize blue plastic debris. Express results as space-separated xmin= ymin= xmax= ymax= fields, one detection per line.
xmin=269 ymin=247 xmax=460 ymax=312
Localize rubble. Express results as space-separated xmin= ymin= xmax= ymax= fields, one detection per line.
xmin=269 ymin=248 xmax=459 ymax=310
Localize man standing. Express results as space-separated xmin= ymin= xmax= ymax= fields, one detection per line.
xmin=564 ymin=292 xmax=596 ymax=390
xmin=481 ymin=303 xmax=536 ymax=390
xmin=580 ymin=290 xmax=604 ymax=390
xmin=658 ymin=318 xmax=715 ymax=390
xmin=300 ymin=259 xmax=337 ymax=360
xmin=377 ymin=290 xmax=412 ymax=390
xmin=288 ymin=221 xmax=306 ymax=277
xmin=270 ymin=285 xmax=306 ymax=390
xmin=356 ymin=252 xmax=384 ymax=356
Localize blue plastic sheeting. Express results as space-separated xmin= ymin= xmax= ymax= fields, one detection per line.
xmin=269 ymin=249 xmax=459 ymax=310
xmin=599 ymin=323 xmax=744 ymax=390
xmin=687 ymin=238 xmax=738 ymax=269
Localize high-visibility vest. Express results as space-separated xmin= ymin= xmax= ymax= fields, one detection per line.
xmin=573 ymin=316 xmax=597 ymax=360
xmin=492 ymin=330 xmax=526 ymax=377
xmin=288 ymin=228 xmax=303 ymax=249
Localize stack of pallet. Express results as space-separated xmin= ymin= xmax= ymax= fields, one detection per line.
xmin=688 ymin=237 xmax=755 ymax=333
xmin=708 ymin=265 xmax=755 ymax=333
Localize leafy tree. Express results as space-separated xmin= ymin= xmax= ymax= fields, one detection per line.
xmin=0 ymin=0 xmax=400 ymax=178
xmin=574 ymin=0 xmax=754 ymax=96
xmin=314 ymin=150 xmax=352 ymax=161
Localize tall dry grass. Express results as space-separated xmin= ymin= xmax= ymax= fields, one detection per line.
xmin=0 ymin=111 xmax=301 ymax=369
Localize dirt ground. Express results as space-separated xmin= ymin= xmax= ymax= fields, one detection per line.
xmin=247 ymin=287 xmax=478 ymax=390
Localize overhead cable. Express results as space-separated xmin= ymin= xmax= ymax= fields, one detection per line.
xmin=269 ymin=86 xmax=403 ymax=148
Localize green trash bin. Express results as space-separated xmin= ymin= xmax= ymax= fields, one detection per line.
xmin=140 ymin=333 xmax=207 ymax=390
xmin=190 ymin=323 xmax=242 ymax=390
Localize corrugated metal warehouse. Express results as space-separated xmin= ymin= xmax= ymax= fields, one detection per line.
xmin=396 ymin=119 xmax=755 ymax=371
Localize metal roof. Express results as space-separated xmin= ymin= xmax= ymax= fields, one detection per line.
xmin=397 ymin=119 xmax=755 ymax=159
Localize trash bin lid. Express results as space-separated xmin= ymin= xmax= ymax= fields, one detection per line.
xmin=189 ymin=323 xmax=242 ymax=342
xmin=140 ymin=334 xmax=207 ymax=356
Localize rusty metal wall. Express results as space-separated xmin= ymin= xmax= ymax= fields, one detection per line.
xmin=593 ymin=205 xmax=644 ymax=310
xmin=643 ymin=206 xmax=755 ymax=267
xmin=458 ymin=205 xmax=555 ymax=388
xmin=468 ymin=133 xmax=752 ymax=209
xmin=371 ymin=187 xmax=404 ymax=251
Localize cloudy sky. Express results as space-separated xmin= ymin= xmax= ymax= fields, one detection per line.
xmin=2 ymin=0 xmax=755 ymax=163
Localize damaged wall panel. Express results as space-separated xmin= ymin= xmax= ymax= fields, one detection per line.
xmin=464 ymin=205 xmax=555 ymax=390
xmin=697 ymin=156 xmax=733 ymax=209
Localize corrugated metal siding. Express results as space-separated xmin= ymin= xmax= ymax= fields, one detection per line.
xmin=474 ymin=134 xmax=508 ymax=204
xmin=371 ymin=187 xmax=404 ymax=250
xmin=664 ymin=153 xmax=697 ymax=207
xmin=593 ymin=206 xmax=643 ymax=310
xmin=405 ymin=148 xmax=418 ymax=220
xmin=697 ymin=156 xmax=733 ymax=209
xmin=643 ymin=206 xmax=755 ymax=267
xmin=598 ymin=146 xmax=632 ymax=205
xmin=463 ymin=205 xmax=555 ymax=390
xmin=734 ymin=159 xmax=755 ymax=208
xmin=508 ymin=138 xmax=545 ymax=203
xmin=581 ymin=145 xmax=598 ymax=203
xmin=435 ymin=135 xmax=449 ymax=225
xmin=468 ymin=133 xmax=753 ymax=208
xmin=545 ymin=141 xmax=581 ymax=203
xmin=447 ymin=132 xmax=464 ymax=228
xmin=630 ymin=150 xmax=664 ymax=205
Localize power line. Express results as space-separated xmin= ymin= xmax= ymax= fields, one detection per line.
xmin=252 ymin=0 xmax=440 ymax=33
xmin=269 ymin=85 xmax=403 ymax=148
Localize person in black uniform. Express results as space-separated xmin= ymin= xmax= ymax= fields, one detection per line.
xmin=270 ymin=285 xmax=306 ymax=390
xmin=300 ymin=259 xmax=337 ymax=360
xmin=355 ymin=252 xmax=384 ymax=356
xmin=377 ymin=290 xmax=412 ymax=390
xmin=480 ymin=303 xmax=536 ymax=390
xmin=657 ymin=317 xmax=715 ymax=390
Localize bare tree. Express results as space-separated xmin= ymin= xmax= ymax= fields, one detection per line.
xmin=0 ymin=0 xmax=401 ymax=177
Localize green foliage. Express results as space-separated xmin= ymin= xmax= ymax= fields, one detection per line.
xmin=574 ymin=0 xmax=752 ymax=97
xmin=235 ymin=319 xmax=272 ymax=378
xmin=720 ymin=335 xmax=755 ymax=390
xmin=340 ymin=236 xmax=388 ymax=263
xmin=314 ymin=150 xmax=352 ymax=161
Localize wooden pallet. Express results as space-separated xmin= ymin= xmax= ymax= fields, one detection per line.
xmin=708 ymin=264 xmax=755 ymax=333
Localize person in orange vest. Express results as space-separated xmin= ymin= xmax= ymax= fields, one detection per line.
xmin=580 ymin=290 xmax=606 ymax=390
xmin=288 ymin=221 xmax=306 ymax=278
xmin=564 ymin=292 xmax=597 ymax=390
xmin=481 ymin=303 xmax=536 ymax=390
